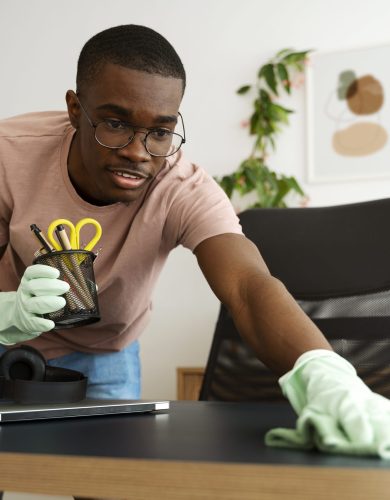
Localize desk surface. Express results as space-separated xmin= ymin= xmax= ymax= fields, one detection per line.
xmin=0 ymin=401 xmax=389 ymax=499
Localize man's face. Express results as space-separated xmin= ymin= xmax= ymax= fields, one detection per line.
xmin=66 ymin=63 xmax=184 ymax=205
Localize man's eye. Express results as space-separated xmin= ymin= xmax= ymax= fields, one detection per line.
xmin=150 ymin=128 xmax=172 ymax=140
xmin=104 ymin=119 xmax=126 ymax=130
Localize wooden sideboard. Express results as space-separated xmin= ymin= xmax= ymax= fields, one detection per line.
xmin=176 ymin=367 xmax=204 ymax=400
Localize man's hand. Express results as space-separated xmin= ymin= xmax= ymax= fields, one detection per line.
xmin=0 ymin=264 xmax=70 ymax=345
xmin=265 ymin=350 xmax=390 ymax=458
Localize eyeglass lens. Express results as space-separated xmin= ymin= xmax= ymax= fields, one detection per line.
xmin=95 ymin=122 xmax=183 ymax=156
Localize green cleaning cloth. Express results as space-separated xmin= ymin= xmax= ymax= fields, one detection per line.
xmin=265 ymin=349 xmax=390 ymax=458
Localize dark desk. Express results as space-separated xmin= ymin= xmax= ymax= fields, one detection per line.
xmin=0 ymin=401 xmax=389 ymax=499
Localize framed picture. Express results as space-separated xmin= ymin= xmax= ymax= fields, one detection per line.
xmin=306 ymin=44 xmax=390 ymax=183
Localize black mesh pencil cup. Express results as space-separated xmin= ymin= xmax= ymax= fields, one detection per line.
xmin=33 ymin=250 xmax=100 ymax=328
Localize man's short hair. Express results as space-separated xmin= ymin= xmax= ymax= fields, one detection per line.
xmin=76 ymin=24 xmax=186 ymax=93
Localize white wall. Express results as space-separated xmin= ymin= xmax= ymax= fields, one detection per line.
xmin=1 ymin=0 xmax=390 ymax=399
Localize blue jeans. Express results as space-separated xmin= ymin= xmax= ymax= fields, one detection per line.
xmin=0 ymin=341 xmax=141 ymax=399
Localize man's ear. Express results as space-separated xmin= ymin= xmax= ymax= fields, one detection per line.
xmin=66 ymin=90 xmax=81 ymax=129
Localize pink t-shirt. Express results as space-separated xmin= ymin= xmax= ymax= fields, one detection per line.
xmin=0 ymin=111 xmax=242 ymax=359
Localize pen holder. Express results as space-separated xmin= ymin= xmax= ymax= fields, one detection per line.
xmin=33 ymin=250 xmax=100 ymax=329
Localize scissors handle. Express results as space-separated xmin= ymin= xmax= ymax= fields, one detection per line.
xmin=47 ymin=219 xmax=77 ymax=251
xmin=74 ymin=218 xmax=102 ymax=252
xmin=47 ymin=218 xmax=102 ymax=251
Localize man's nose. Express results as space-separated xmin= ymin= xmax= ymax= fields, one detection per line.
xmin=116 ymin=131 xmax=150 ymax=161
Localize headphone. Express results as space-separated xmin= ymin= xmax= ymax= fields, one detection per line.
xmin=0 ymin=345 xmax=87 ymax=405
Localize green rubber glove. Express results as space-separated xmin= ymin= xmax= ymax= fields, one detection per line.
xmin=265 ymin=350 xmax=390 ymax=458
xmin=0 ymin=264 xmax=70 ymax=345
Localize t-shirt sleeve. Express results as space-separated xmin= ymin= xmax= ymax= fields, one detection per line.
xmin=164 ymin=164 xmax=243 ymax=252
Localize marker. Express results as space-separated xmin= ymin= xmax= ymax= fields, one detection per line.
xmin=30 ymin=224 xmax=54 ymax=252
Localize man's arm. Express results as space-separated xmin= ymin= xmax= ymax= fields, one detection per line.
xmin=194 ymin=233 xmax=331 ymax=375
xmin=0 ymin=245 xmax=6 ymax=261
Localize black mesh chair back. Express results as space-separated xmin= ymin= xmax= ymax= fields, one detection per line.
xmin=199 ymin=198 xmax=390 ymax=401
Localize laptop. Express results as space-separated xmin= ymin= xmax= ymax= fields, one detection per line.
xmin=0 ymin=399 xmax=170 ymax=422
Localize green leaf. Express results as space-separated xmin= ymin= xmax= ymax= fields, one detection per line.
xmin=259 ymin=64 xmax=278 ymax=95
xmin=293 ymin=62 xmax=305 ymax=72
xmin=276 ymin=48 xmax=294 ymax=58
xmin=237 ymin=85 xmax=252 ymax=95
xmin=244 ymin=168 xmax=258 ymax=191
xmin=276 ymin=63 xmax=290 ymax=94
xmin=271 ymin=178 xmax=291 ymax=206
xmin=269 ymin=103 xmax=293 ymax=126
xmin=281 ymin=50 xmax=310 ymax=64
xmin=259 ymin=89 xmax=272 ymax=107
xmin=249 ymin=110 xmax=260 ymax=135
xmin=286 ymin=176 xmax=305 ymax=196
xmin=272 ymin=103 xmax=293 ymax=114
xmin=217 ymin=175 xmax=235 ymax=199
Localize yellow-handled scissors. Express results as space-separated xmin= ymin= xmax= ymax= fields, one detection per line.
xmin=47 ymin=218 xmax=102 ymax=252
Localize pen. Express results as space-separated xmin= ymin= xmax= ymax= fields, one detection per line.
xmin=30 ymin=224 xmax=54 ymax=252
xmin=55 ymin=224 xmax=72 ymax=250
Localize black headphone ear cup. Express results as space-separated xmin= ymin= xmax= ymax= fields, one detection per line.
xmin=0 ymin=345 xmax=46 ymax=381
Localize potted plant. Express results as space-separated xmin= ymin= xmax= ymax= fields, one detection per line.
xmin=215 ymin=48 xmax=310 ymax=209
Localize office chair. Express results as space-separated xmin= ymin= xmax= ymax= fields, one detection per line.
xmin=199 ymin=198 xmax=390 ymax=401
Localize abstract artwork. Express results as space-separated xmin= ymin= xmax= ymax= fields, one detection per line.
xmin=306 ymin=44 xmax=390 ymax=182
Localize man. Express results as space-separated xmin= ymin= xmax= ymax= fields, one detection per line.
xmin=0 ymin=25 xmax=389 ymax=456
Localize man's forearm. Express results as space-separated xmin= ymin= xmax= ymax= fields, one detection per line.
xmin=228 ymin=271 xmax=332 ymax=375
xmin=195 ymin=233 xmax=332 ymax=375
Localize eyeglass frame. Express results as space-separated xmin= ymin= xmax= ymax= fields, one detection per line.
xmin=75 ymin=94 xmax=186 ymax=157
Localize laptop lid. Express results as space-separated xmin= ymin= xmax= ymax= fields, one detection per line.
xmin=0 ymin=399 xmax=170 ymax=422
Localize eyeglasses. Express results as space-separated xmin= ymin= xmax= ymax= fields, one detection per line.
xmin=76 ymin=97 xmax=186 ymax=157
